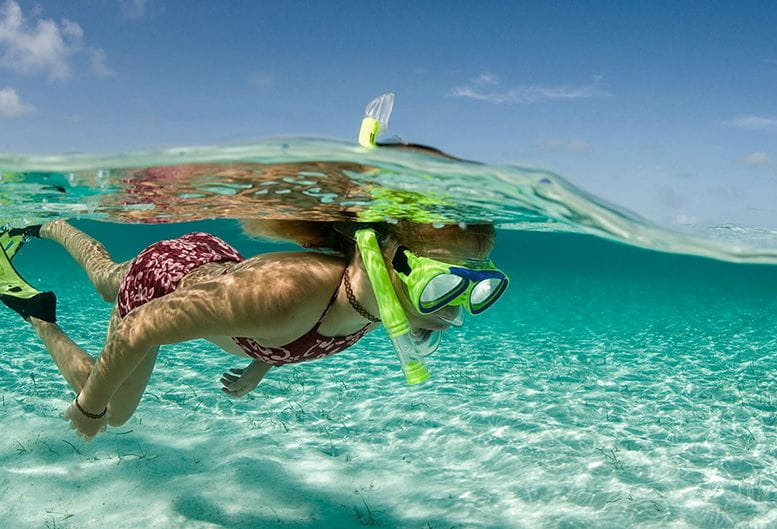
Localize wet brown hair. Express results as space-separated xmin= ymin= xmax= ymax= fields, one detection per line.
xmin=238 ymin=145 xmax=494 ymax=258
xmin=240 ymin=219 xmax=495 ymax=260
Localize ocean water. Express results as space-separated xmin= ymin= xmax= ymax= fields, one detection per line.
xmin=1 ymin=141 xmax=776 ymax=528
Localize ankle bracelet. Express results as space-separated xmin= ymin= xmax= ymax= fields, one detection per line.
xmin=74 ymin=397 xmax=107 ymax=419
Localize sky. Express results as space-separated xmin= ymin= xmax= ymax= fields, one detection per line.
xmin=0 ymin=0 xmax=776 ymax=228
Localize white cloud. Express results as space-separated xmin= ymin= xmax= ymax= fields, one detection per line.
xmin=474 ymin=71 xmax=499 ymax=85
xmin=726 ymin=116 xmax=777 ymax=131
xmin=120 ymin=0 xmax=151 ymax=19
xmin=61 ymin=18 xmax=83 ymax=39
xmin=87 ymin=47 xmax=112 ymax=77
xmin=675 ymin=214 xmax=699 ymax=225
xmin=450 ymin=73 xmax=609 ymax=104
xmin=0 ymin=87 xmax=33 ymax=117
xmin=740 ymin=151 xmax=772 ymax=166
xmin=538 ymin=138 xmax=591 ymax=154
xmin=0 ymin=0 xmax=110 ymax=80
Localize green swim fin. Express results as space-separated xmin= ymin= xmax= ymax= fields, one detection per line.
xmin=0 ymin=225 xmax=41 ymax=260
xmin=0 ymin=231 xmax=26 ymax=260
xmin=0 ymin=230 xmax=56 ymax=323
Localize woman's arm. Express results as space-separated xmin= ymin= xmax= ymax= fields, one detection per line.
xmin=76 ymin=266 xmax=304 ymax=415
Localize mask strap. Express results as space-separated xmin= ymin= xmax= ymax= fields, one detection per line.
xmin=391 ymin=246 xmax=412 ymax=275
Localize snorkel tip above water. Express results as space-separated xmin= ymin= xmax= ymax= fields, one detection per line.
xmin=359 ymin=93 xmax=395 ymax=148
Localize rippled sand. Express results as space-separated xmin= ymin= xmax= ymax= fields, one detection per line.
xmin=0 ymin=222 xmax=775 ymax=528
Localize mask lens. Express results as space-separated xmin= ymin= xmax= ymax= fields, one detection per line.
xmin=419 ymin=274 xmax=466 ymax=311
xmin=470 ymin=278 xmax=506 ymax=312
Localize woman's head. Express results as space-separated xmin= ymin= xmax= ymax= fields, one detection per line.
xmin=240 ymin=218 xmax=499 ymax=330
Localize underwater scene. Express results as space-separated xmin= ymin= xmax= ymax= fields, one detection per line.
xmin=1 ymin=141 xmax=777 ymax=528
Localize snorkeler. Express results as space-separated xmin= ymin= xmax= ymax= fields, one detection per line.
xmin=0 ymin=94 xmax=508 ymax=440
xmin=0 ymin=217 xmax=506 ymax=440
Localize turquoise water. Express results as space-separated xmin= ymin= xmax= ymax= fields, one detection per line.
xmin=1 ymin=142 xmax=777 ymax=528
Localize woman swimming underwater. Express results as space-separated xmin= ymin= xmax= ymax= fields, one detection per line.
xmin=1 ymin=217 xmax=507 ymax=440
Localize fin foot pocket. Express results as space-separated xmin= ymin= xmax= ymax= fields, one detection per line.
xmin=8 ymin=225 xmax=42 ymax=239
xmin=0 ymin=291 xmax=57 ymax=323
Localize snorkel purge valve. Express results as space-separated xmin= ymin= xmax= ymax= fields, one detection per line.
xmin=356 ymin=229 xmax=431 ymax=385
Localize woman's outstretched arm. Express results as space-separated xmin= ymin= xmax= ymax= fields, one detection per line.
xmin=69 ymin=258 xmax=326 ymax=438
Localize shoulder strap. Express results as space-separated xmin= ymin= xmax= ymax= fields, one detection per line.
xmin=312 ymin=266 xmax=346 ymax=330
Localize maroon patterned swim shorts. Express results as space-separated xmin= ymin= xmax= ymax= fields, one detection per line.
xmin=117 ymin=232 xmax=243 ymax=317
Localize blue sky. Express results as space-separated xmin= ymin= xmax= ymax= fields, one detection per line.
xmin=0 ymin=0 xmax=776 ymax=227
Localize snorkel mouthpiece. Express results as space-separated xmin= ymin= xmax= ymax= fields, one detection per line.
xmin=392 ymin=335 xmax=431 ymax=385
xmin=358 ymin=93 xmax=395 ymax=148
xmin=355 ymin=229 xmax=430 ymax=385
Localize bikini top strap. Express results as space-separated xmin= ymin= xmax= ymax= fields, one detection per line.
xmin=312 ymin=266 xmax=346 ymax=330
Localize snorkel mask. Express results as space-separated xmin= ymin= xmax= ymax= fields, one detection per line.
xmin=392 ymin=247 xmax=509 ymax=316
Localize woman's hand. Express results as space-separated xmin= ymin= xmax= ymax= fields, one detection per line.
xmin=220 ymin=367 xmax=260 ymax=398
xmin=220 ymin=360 xmax=271 ymax=398
xmin=64 ymin=400 xmax=107 ymax=441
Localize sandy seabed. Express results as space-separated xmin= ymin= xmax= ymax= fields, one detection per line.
xmin=1 ymin=226 xmax=777 ymax=528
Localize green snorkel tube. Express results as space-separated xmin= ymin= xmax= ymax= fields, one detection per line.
xmin=356 ymin=93 xmax=431 ymax=384
xmin=356 ymin=229 xmax=430 ymax=385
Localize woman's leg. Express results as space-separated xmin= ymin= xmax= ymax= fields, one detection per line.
xmin=41 ymin=219 xmax=130 ymax=302
xmin=30 ymin=307 xmax=159 ymax=426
